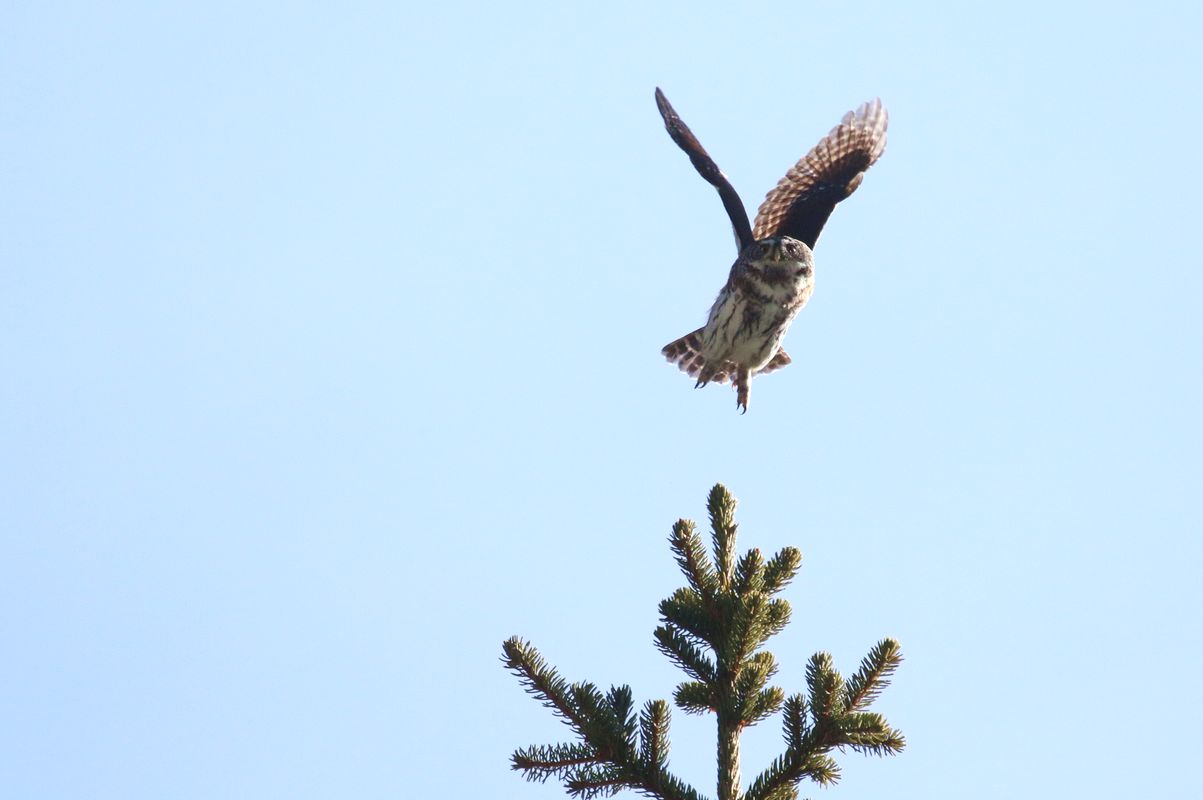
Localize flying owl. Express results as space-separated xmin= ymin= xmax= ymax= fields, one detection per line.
xmin=656 ymin=88 xmax=888 ymax=412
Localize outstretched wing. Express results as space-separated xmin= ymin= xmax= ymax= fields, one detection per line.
xmin=655 ymin=87 xmax=754 ymax=253
xmin=752 ymin=99 xmax=888 ymax=248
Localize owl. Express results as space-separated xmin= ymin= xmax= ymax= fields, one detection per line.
xmin=656 ymin=88 xmax=888 ymax=412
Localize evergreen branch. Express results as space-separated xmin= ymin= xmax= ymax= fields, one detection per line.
xmin=512 ymin=743 xmax=602 ymax=783
xmin=744 ymin=706 xmax=832 ymax=800
xmin=571 ymin=682 xmax=606 ymax=724
xmin=831 ymin=712 xmax=906 ymax=756
xmin=503 ymin=639 xmax=705 ymax=800
xmin=805 ymin=653 xmax=845 ymax=723
xmin=733 ymin=651 xmax=778 ymax=704
xmin=505 ymin=486 xmax=904 ymax=800
xmin=803 ymin=753 xmax=841 ymax=786
xmin=743 ymin=752 xmax=795 ymax=800
xmin=731 ymin=584 xmax=769 ymax=659
xmin=654 ymin=625 xmax=716 ymax=682
xmin=639 ymin=700 xmax=672 ymax=767
xmin=502 ymin=637 xmax=589 ymax=730
xmin=567 ymin=756 xmax=706 ymax=800
xmin=762 ymin=599 xmax=791 ymax=640
xmin=745 ymin=643 xmax=905 ymax=800
xmin=572 ymin=683 xmax=639 ymax=762
xmin=730 ymin=590 xmax=778 ymax=656
xmin=607 ymin=685 xmax=635 ymax=719
xmin=635 ymin=769 xmax=710 ymax=800
xmin=707 ymin=484 xmax=739 ymax=590
xmin=673 ymin=680 xmax=715 ymax=714
xmin=572 ymin=685 xmax=620 ymax=755
xmin=762 ymin=786 xmax=798 ymax=800
xmin=747 ymin=640 xmax=906 ymax=800
xmin=842 ymin=638 xmax=903 ymax=712
xmin=781 ymin=695 xmax=807 ymax=750
xmin=744 ymin=743 xmax=844 ymax=800
xmin=735 ymin=548 xmax=766 ymax=595
xmin=660 ymin=588 xmax=718 ymax=645
xmin=605 ymin=685 xmax=639 ymax=747
xmin=761 ymin=548 xmax=802 ymax=596
xmin=729 ymin=597 xmax=789 ymax=670
xmin=670 ymin=519 xmax=719 ymax=599
xmin=728 ymin=590 xmax=768 ymax=665
xmin=565 ymin=765 xmax=628 ymax=798
xmin=740 ymin=686 xmax=785 ymax=727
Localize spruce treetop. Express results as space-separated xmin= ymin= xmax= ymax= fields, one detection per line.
xmin=503 ymin=484 xmax=903 ymax=800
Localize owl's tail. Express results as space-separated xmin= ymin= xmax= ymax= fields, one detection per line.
xmin=661 ymin=329 xmax=733 ymax=387
xmin=663 ymin=330 xmax=793 ymax=413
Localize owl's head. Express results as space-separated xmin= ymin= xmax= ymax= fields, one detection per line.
xmin=750 ymin=236 xmax=813 ymax=264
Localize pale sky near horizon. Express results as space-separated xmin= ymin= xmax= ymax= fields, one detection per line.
xmin=3 ymin=2 xmax=1201 ymax=798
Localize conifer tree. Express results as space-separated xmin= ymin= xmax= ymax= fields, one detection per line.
xmin=503 ymin=484 xmax=904 ymax=800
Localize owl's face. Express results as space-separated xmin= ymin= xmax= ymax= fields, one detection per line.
xmin=748 ymin=236 xmax=813 ymax=265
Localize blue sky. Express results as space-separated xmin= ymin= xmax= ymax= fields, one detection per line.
xmin=3 ymin=2 xmax=1201 ymax=798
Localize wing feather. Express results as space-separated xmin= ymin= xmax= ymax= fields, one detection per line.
xmin=752 ymin=99 xmax=888 ymax=248
xmin=655 ymin=88 xmax=755 ymax=253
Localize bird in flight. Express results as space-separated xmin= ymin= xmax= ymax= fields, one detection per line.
xmin=656 ymin=87 xmax=888 ymax=412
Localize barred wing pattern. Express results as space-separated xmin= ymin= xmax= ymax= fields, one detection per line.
xmin=752 ymin=99 xmax=888 ymax=248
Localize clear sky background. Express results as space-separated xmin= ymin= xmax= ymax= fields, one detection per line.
xmin=3 ymin=2 xmax=1201 ymax=798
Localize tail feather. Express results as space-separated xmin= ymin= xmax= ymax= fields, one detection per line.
xmin=662 ymin=329 xmax=734 ymax=385
xmin=759 ymin=348 xmax=791 ymax=375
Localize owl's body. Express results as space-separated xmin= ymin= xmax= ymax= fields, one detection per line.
xmin=663 ymin=237 xmax=814 ymax=410
xmin=654 ymin=88 xmax=887 ymax=412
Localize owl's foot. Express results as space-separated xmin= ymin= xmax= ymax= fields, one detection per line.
xmin=734 ymin=366 xmax=751 ymax=414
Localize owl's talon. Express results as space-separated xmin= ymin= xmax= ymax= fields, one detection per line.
xmin=735 ymin=366 xmax=751 ymax=413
